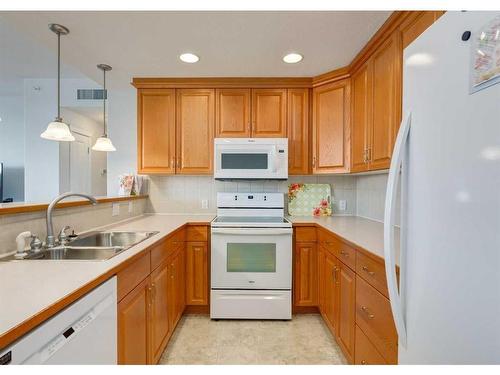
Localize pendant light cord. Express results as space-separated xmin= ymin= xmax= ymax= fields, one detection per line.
xmin=103 ymin=69 xmax=107 ymax=137
xmin=57 ymin=31 xmax=61 ymax=121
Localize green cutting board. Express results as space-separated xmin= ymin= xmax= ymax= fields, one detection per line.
xmin=287 ymin=183 xmax=333 ymax=216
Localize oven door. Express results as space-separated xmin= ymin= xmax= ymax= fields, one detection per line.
xmin=211 ymin=227 xmax=292 ymax=290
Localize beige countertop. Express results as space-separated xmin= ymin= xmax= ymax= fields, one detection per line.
xmin=288 ymin=215 xmax=400 ymax=261
xmin=0 ymin=213 xmax=397 ymax=349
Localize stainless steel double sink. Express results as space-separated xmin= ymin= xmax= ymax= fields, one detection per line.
xmin=5 ymin=231 xmax=159 ymax=261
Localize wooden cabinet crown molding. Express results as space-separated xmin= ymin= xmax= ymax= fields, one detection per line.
xmin=132 ymin=77 xmax=312 ymax=89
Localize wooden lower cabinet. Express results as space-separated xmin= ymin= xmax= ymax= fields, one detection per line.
xmin=294 ymin=241 xmax=318 ymax=306
xmin=335 ymin=262 xmax=356 ymax=363
xmin=117 ymin=244 xmax=186 ymax=364
xmin=355 ymin=325 xmax=386 ymax=365
xmin=117 ymin=277 xmax=150 ymax=365
xmin=185 ymin=242 xmax=209 ymax=305
xmin=150 ymin=260 xmax=171 ymax=363
xmin=321 ymin=248 xmax=338 ymax=331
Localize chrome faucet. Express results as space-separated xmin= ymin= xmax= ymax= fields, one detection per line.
xmin=46 ymin=192 xmax=98 ymax=248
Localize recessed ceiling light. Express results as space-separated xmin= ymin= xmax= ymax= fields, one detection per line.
xmin=180 ymin=53 xmax=199 ymax=63
xmin=283 ymin=53 xmax=303 ymax=64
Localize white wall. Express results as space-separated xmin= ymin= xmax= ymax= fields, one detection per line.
xmin=60 ymin=108 xmax=107 ymax=196
xmin=23 ymin=78 xmax=103 ymax=202
xmin=0 ymin=95 xmax=25 ymax=202
xmin=107 ymin=87 xmax=137 ymax=196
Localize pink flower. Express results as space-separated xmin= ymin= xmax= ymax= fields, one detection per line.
xmin=313 ymin=207 xmax=321 ymax=216
xmin=320 ymin=199 xmax=328 ymax=208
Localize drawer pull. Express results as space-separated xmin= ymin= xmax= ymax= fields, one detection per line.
xmin=340 ymin=250 xmax=349 ymax=257
xmin=333 ymin=266 xmax=339 ymax=282
xmin=361 ymin=306 xmax=375 ymax=319
xmin=362 ymin=266 xmax=375 ymax=276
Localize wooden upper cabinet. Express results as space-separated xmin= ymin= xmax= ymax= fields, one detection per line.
xmin=215 ymin=89 xmax=251 ymax=137
xmin=137 ymin=89 xmax=176 ymax=174
xmin=251 ymin=89 xmax=287 ymax=137
xmin=400 ymin=11 xmax=445 ymax=49
xmin=176 ymin=89 xmax=215 ymax=174
xmin=287 ymin=88 xmax=310 ymax=175
xmin=312 ymin=79 xmax=351 ymax=173
xmin=294 ymin=241 xmax=317 ymax=307
xmin=350 ymin=64 xmax=371 ymax=173
xmin=370 ymin=33 xmax=401 ymax=170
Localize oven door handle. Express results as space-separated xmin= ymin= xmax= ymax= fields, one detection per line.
xmin=211 ymin=228 xmax=293 ymax=236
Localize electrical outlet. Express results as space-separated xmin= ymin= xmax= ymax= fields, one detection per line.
xmin=128 ymin=201 xmax=133 ymax=213
xmin=201 ymin=199 xmax=209 ymax=209
xmin=338 ymin=200 xmax=347 ymax=211
xmin=112 ymin=203 xmax=120 ymax=216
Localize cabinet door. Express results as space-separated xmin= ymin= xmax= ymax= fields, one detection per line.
xmin=294 ymin=241 xmax=317 ymax=306
xmin=350 ymin=64 xmax=371 ymax=173
xmin=336 ymin=262 xmax=356 ymax=363
xmin=215 ymin=89 xmax=251 ymax=137
xmin=323 ymin=251 xmax=338 ymax=331
xmin=369 ymin=34 xmax=401 ymax=170
xmin=186 ymin=242 xmax=208 ymax=305
xmin=317 ymin=246 xmax=325 ymax=314
xmin=118 ymin=277 xmax=150 ymax=365
xmin=176 ymin=246 xmax=186 ymax=317
xmin=176 ymin=89 xmax=215 ymax=174
xmin=287 ymin=88 xmax=310 ymax=175
xmin=150 ymin=261 xmax=170 ymax=364
xmin=137 ymin=89 xmax=176 ymax=174
xmin=251 ymin=89 xmax=287 ymax=137
xmin=312 ymin=79 xmax=351 ymax=173
xmin=168 ymin=250 xmax=185 ymax=330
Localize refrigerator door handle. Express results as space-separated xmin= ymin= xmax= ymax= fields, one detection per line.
xmin=384 ymin=112 xmax=411 ymax=349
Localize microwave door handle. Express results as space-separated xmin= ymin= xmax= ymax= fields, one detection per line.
xmin=270 ymin=146 xmax=277 ymax=172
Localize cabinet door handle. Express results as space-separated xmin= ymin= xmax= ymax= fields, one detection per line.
xmin=361 ymin=306 xmax=375 ymax=319
xmin=361 ymin=360 xmax=367 ymax=365
xmin=151 ymin=282 xmax=156 ymax=300
xmin=340 ymin=250 xmax=349 ymax=258
xmin=363 ymin=149 xmax=367 ymax=163
xmin=368 ymin=147 xmax=372 ymax=162
xmin=171 ymin=157 xmax=175 ymax=169
xmin=312 ymin=156 xmax=316 ymax=168
xmin=147 ymin=286 xmax=153 ymax=306
xmin=362 ymin=266 xmax=375 ymax=276
xmin=333 ymin=266 xmax=339 ymax=282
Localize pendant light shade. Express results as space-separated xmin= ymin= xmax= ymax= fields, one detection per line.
xmin=41 ymin=120 xmax=75 ymax=141
xmin=92 ymin=136 xmax=116 ymax=152
xmin=41 ymin=24 xmax=74 ymax=142
xmin=92 ymin=64 xmax=116 ymax=152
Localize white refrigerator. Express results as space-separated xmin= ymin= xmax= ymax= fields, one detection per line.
xmin=384 ymin=11 xmax=500 ymax=364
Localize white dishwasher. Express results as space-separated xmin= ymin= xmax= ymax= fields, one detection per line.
xmin=0 ymin=277 xmax=117 ymax=365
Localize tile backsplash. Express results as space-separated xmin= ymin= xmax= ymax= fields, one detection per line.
xmin=147 ymin=175 xmax=357 ymax=216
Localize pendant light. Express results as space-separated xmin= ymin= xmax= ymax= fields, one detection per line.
xmin=92 ymin=64 xmax=116 ymax=152
xmin=41 ymin=24 xmax=75 ymax=142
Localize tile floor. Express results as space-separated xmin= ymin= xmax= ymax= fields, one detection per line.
xmin=159 ymin=314 xmax=348 ymax=365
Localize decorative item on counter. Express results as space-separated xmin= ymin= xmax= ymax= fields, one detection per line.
xmin=132 ymin=175 xmax=144 ymax=195
xmin=287 ymin=183 xmax=333 ymax=217
xmin=118 ymin=174 xmax=134 ymax=196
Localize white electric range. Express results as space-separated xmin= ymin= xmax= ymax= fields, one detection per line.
xmin=210 ymin=192 xmax=292 ymax=320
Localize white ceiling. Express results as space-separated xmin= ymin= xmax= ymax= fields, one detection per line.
xmin=1 ymin=11 xmax=391 ymax=89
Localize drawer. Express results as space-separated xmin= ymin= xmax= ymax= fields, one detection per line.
xmin=355 ymin=276 xmax=398 ymax=364
xmin=336 ymin=241 xmax=356 ymax=270
xmin=117 ymin=252 xmax=151 ymax=301
xmin=355 ymin=325 xmax=386 ymax=365
xmin=318 ymin=229 xmax=336 ymax=253
xmin=295 ymin=226 xmax=317 ymax=242
xmin=356 ymin=251 xmax=388 ymax=297
xmin=186 ymin=225 xmax=207 ymax=242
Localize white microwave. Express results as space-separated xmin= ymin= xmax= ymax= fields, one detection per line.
xmin=214 ymin=138 xmax=288 ymax=180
